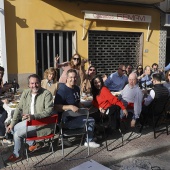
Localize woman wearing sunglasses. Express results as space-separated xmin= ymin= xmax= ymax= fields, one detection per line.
xmin=55 ymin=54 xmax=86 ymax=86
xmin=135 ymin=65 xmax=143 ymax=78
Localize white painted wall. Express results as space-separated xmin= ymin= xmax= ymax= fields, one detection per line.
xmin=0 ymin=0 xmax=8 ymax=82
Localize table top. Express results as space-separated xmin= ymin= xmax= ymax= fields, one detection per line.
xmin=81 ymin=96 xmax=93 ymax=102
xmin=111 ymin=91 xmax=122 ymax=96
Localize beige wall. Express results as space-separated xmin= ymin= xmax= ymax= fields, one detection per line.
xmin=5 ymin=0 xmax=160 ymax=86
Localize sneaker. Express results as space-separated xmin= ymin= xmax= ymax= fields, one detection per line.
xmin=5 ymin=154 xmax=22 ymax=165
xmin=28 ymin=143 xmax=41 ymax=152
xmin=2 ymin=139 xmax=13 ymax=145
xmin=84 ymin=141 xmax=100 ymax=148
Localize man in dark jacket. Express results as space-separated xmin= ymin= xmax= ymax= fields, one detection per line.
xmin=142 ymin=73 xmax=169 ymax=118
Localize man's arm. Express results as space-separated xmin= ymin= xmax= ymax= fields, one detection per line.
xmin=144 ymin=90 xmax=155 ymax=106
xmin=10 ymin=90 xmax=25 ymax=127
xmin=134 ymin=89 xmax=143 ymax=119
xmin=55 ymin=104 xmax=79 ymax=113
xmin=104 ymin=74 xmax=111 ymax=87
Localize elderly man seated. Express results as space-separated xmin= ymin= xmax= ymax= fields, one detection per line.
xmin=119 ymin=72 xmax=143 ymax=127
xmin=54 ymin=69 xmax=100 ymax=148
xmin=105 ymin=64 xmax=128 ymax=92
xmin=5 ymin=74 xmax=54 ymax=165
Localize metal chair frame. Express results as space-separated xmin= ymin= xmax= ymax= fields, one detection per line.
xmin=24 ymin=114 xmax=58 ymax=161
xmin=140 ymin=98 xmax=169 ymax=139
xmin=58 ymin=108 xmax=90 ymax=160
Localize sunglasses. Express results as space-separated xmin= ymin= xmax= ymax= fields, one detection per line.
xmin=73 ymin=58 xmax=80 ymax=61
xmin=89 ymin=69 xmax=96 ymax=71
xmin=168 ymin=74 xmax=170 ymax=76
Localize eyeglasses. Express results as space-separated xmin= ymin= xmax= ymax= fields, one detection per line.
xmin=89 ymin=69 xmax=96 ymax=71
xmin=119 ymin=68 xmax=126 ymax=72
xmin=73 ymin=58 xmax=80 ymax=61
xmin=168 ymin=74 xmax=170 ymax=76
xmin=138 ymin=68 xmax=142 ymax=70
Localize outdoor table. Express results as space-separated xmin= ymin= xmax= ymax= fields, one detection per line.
xmin=111 ymin=91 xmax=122 ymax=96
xmin=80 ymin=95 xmax=93 ymax=108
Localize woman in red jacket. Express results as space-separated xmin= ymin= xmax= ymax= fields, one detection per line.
xmin=91 ymin=75 xmax=128 ymax=129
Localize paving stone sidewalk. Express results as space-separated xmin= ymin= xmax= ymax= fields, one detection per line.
xmin=0 ymin=126 xmax=170 ymax=170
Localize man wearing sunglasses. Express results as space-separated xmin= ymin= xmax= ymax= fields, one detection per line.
xmin=105 ymin=64 xmax=128 ymax=92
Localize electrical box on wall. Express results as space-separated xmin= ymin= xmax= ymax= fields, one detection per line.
xmin=164 ymin=14 xmax=170 ymax=26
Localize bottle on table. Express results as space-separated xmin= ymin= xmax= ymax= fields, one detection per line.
xmin=12 ymin=79 xmax=17 ymax=94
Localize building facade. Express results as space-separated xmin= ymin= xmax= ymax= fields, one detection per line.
xmin=3 ymin=0 xmax=165 ymax=87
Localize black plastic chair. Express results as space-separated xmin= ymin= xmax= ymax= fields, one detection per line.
xmin=140 ymin=97 xmax=169 ymax=139
xmin=58 ymin=108 xmax=90 ymax=160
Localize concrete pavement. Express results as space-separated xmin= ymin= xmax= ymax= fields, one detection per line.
xmin=0 ymin=125 xmax=170 ymax=170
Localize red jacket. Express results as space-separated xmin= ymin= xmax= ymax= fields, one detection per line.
xmin=92 ymin=86 xmax=126 ymax=110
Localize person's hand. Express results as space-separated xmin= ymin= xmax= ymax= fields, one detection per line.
xmin=131 ymin=119 xmax=136 ymax=127
xmin=99 ymin=107 xmax=105 ymax=114
xmin=70 ymin=105 xmax=79 ymax=112
xmin=158 ymin=69 xmax=163 ymax=73
xmin=6 ymin=124 xmax=13 ymax=133
xmin=123 ymin=109 xmax=128 ymax=118
xmin=55 ymin=55 xmax=60 ymax=68
xmin=142 ymin=89 xmax=148 ymax=97
xmin=22 ymin=114 xmax=34 ymax=121
xmin=99 ymin=107 xmax=106 ymax=117
xmin=81 ymin=59 xmax=87 ymax=66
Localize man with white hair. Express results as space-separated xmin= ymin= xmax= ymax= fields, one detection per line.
xmin=119 ymin=72 xmax=143 ymax=127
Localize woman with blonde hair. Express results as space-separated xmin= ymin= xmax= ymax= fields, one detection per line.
xmin=41 ymin=67 xmax=58 ymax=96
xmin=55 ymin=54 xmax=86 ymax=86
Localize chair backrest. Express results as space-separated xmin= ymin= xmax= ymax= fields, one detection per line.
xmin=150 ymin=96 xmax=169 ymax=115
xmin=61 ymin=108 xmax=89 ymax=125
xmin=26 ymin=114 xmax=58 ymax=126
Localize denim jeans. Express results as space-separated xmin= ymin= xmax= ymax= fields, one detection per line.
xmin=64 ymin=115 xmax=95 ymax=142
xmin=13 ymin=120 xmax=37 ymax=157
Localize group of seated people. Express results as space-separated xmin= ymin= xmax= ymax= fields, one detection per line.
xmin=1 ymin=54 xmax=170 ymax=165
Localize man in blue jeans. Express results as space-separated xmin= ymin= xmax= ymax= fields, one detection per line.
xmin=54 ymin=69 xmax=100 ymax=148
xmin=5 ymin=74 xmax=53 ymax=165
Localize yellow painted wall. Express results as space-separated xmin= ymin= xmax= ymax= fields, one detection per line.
xmin=5 ymin=0 xmax=160 ymax=74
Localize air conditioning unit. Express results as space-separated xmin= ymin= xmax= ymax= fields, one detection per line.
xmin=164 ymin=14 xmax=170 ymax=26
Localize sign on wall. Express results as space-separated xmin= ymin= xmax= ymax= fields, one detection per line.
xmin=82 ymin=10 xmax=151 ymax=41
xmin=83 ymin=10 xmax=152 ymax=23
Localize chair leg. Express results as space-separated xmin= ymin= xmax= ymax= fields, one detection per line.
xmin=166 ymin=122 xmax=169 ymax=135
xmin=50 ymin=140 xmax=55 ymax=158
xmin=153 ymin=123 xmax=157 ymax=139
xmin=85 ymin=125 xmax=90 ymax=157
xmin=118 ymin=129 xmax=124 ymax=146
xmin=25 ymin=143 xmax=29 ymax=161
xmin=61 ymin=135 xmax=64 ymax=157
